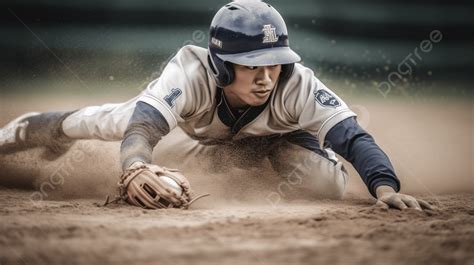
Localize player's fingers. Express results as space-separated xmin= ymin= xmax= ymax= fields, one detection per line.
xmin=401 ymin=197 xmax=422 ymax=211
xmin=386 ymin=197 xmax=407 ymax=210
xmin=375 ymin=200 xmax=389 ymax=209
xmin=417 ymin=199 xmax=435 ymax=210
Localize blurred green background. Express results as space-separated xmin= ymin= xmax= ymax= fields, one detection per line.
xmin=0 ymin=0 xmax=473 ymax=98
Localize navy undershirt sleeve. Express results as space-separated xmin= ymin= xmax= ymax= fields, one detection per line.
xmin=324 ymin=117 xmax=401 ymax=198
xmin=120 ymin=101 xmax=170 ymax=171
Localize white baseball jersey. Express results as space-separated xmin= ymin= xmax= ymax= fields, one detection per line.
xmin=138 ymin=45 xmax=356 ymax=146
xmin=57 ymin=45 xmax=400 ymax=199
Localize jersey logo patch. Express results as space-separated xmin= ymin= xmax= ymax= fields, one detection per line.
xmin=262 ymin=24 xmax=278 ymax=43
xmin=314 ymin=90 xmax=341 ymax=108
xmin=163 ymin=88 xmax=182 ymax=107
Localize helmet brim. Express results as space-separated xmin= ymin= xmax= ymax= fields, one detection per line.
xmin=216 ymin=47 xmax=301 ymax=66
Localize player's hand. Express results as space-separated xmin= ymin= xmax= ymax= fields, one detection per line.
xmin=375 ymin=186 xmax=434 ymax=211
xmin=119 ymin=161 xmax=193 ymax=209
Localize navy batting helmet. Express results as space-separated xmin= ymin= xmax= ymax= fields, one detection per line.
xmin=208 ymin=0 xmax=301 ymax=87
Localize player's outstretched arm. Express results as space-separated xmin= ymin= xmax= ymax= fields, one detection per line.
xmin=325 ymin=117 xmax=434 ymax=211
xmin=116 ymin=101 xmax=196 ymax=209
xmin=375 ymin=185 xmax=434 ymax=211
xmin=120 ymin=101 xmax=170 ymax=169
xmin=325 ymin=117 xmax=400 ymax=198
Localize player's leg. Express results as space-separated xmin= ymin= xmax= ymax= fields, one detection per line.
xmin=0 ymin=111 xmax=76 ymax=159
xmin=0 ymin=93 xmax=141 ymax=158
xmin=268 ymin=130 xmax=348 ymax=199
xmin=61 ymin=93 xmax=140 ymax=141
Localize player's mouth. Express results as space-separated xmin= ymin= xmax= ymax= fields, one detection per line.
xmin=252 ymin=89 xmax=272 ymax=98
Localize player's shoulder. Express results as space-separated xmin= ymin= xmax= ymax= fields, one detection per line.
xmin=173 ymin=45 xmax=209 ymax=68
xmin=150 ymin=45 xmax=216 ymax=117
xmin=280 ymin=63 xmax=335 ymax=95
xmin=277 ymin=63 xmax=317 ymax=98
xmin=288 ymin=63 xmax=317 ymax=86
xmin=274 ymin=62 xmax=344 ymax=114
xmin=167 ymin=45 xmax=214 ymax=85
xmin=176 ymin=45 xmax=207 ymax=61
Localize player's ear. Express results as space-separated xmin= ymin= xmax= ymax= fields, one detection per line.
xmin=207 ymin=55 xmax=217 ymax=75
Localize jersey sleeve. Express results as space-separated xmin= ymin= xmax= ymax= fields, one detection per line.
xmin=137 ymin=46 xmax=209 ymax=131
xmin=120 ymin=101 xmax=170 ymax=170
xmin=325 ymin=117 xmax=401 ymax=197
xmin=290 ymin=67 xmax=356 ymax=146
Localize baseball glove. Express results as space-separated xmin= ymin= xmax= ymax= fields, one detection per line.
xmin=108 ymin=162 xmax=203 ymax=209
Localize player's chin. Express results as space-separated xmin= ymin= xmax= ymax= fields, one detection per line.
xmin=247 ymin=98 xmax=268 ymax=107
xmin=248 ymin=93 xmax=271 ymax=106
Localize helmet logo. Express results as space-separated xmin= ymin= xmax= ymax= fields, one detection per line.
xmin=211 ymin=37 xmax=223 ymax=48
xmin=262 ymin=24 xmax=278 ymax=43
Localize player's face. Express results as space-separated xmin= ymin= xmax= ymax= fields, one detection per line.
xmin=224 ymin=64 xmax=281 ymax=108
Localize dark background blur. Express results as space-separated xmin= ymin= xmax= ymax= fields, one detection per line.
xmin=0 ymin=0 xmax=473 ymax=97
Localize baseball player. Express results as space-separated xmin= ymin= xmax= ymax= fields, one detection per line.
xmin=0 ymin=0 xmax=433 ymax=210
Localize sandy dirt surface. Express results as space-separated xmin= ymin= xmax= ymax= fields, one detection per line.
xmin=0 ymin=188 xmax=473 ymax=265
xmin=0 ymin=93 xmax=473 ymax=265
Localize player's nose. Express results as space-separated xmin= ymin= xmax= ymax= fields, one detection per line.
xmin=255 ymin=66 xmax=273 ymax=86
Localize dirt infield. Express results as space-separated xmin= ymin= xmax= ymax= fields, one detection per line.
xmin=0 ymin=188 xmax=473 ymax=265
xmin=0 ymin=94 xmax=473 ymax=265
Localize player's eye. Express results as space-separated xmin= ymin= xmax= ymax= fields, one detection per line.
xmin=246 ymin=66 xmax=258 ymax=70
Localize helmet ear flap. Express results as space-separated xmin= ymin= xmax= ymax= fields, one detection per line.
xmin=207 ymin=53 xmax=234 ymax=87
